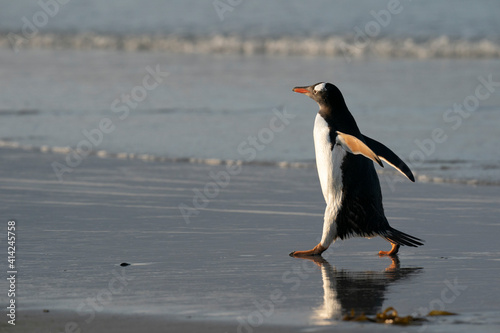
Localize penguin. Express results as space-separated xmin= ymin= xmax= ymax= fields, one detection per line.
xmin=290 ymin=82 xmax=424 ymax=257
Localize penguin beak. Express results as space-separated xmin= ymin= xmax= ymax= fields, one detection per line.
xmin=292 ymin=86 xmax=311 ymax=94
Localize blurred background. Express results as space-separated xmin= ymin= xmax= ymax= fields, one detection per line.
xmin=0 ymin=0 xmax=499 ymax=184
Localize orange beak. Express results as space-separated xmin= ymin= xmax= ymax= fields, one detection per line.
xmin=293 ymin=87 xmax=309 ymax=94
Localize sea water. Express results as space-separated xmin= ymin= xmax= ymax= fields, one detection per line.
xmin=0 ymin=0 xmax=499 ymax=184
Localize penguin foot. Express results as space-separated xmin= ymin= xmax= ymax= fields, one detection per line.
xmin=289 ymin=244 xmax=327 ymax=257
xmin=378 ymin=243 xmax=400 ymax=256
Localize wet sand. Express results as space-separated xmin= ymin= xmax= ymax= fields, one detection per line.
xmin=1 ymin=148 xmax=500 ymax=332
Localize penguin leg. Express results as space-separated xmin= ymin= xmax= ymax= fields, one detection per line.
xmin=289 ymin=243 xmax=327 ymax=257
xmin=378 ymin=242 xmax=400 ymax=256
xmin=290 ymin=204 xmax=336 ymax=257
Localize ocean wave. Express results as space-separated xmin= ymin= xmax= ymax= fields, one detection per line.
xmin=1 ymin=33 xmax=500 ymax=59
xmin=1 ymin=139 xmax=499 ymax=186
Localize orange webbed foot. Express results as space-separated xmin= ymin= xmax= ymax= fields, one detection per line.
xmin=378 ymin=243 xmax=400 ymax=257
xmin=290 ymin=243 xmax=327 ymax=258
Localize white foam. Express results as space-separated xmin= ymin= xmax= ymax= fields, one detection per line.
xmin=2 ymin=33 xmax=500 ymax=59
xmin=52 ymin=146 xmax=71 ymax=154
xmin=0 ymin=139 xmax=498 ymax=186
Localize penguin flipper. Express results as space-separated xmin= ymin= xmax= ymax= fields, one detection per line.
xmin=362 ymin=135 xmax=415 ymax=182
xmin=335 ymin=131 xmax=383 ymax=167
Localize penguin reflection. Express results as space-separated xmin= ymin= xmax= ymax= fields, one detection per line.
xmin=305 ymin=256 xmax=422 ymax=324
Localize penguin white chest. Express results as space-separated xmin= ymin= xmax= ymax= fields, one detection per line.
xmin=313 ymin=113 xmax=346 ymax=203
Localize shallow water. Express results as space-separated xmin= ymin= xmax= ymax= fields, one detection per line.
xmin=1 ymin=2 xmax=499 ymax=332
xmin=1 ymin=1 xmax=499 ymax=185
xmin=1 ymin=49 xmax=499 ymax=185
xmin=1 ymin=149 xmax=499 ymax=332
xmin=1 ymin=0 xmax=499 ymax=37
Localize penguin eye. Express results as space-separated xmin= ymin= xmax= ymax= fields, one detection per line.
xmin=313 ymin=83 xmax=326 ymax=94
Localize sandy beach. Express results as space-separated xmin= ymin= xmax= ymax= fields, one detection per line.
xmin=1 ymin=2 xmax=500 ymax=332
xmin=1 ymin=147 xmax=499 ymax=332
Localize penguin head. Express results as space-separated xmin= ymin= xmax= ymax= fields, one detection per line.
xmin=293 ymin=82 xmax=344 ymax=109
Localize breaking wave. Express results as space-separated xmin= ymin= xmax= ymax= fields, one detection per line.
xmin=1 ymin=139 xmax=499 ymax=186
xmin=1 ymin=33 xmax=500 ymax=59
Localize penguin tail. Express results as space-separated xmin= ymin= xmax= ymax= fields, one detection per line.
xmin=382 ymin=227 xmax=424 ymax=247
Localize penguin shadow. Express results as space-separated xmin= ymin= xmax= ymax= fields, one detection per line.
xmin=301 ymin=256 xmax=422 ymax=325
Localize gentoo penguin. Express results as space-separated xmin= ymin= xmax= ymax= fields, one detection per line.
xmin=291 ymin=82 xmax=423 ymax=257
